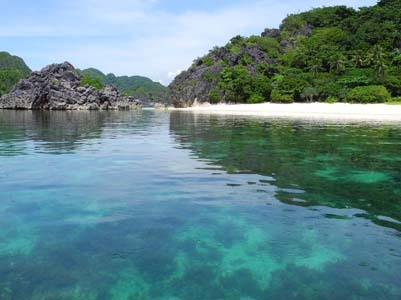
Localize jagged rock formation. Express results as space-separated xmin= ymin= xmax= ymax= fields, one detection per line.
xmin=0 ymin=62 xmax=141 ymax=110
xmin=169 ymin=44 xmax=273 ymax=107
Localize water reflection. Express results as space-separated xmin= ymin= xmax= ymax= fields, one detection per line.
xmin=170 ymin=112 xmax=401 ymax=230
xmin=0 ymin=110 xmax=156 ymax=155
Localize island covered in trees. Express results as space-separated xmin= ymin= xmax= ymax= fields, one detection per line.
xmin=0 ymin=52 xmax=31 ymax=96
xmin=169 ymin=0 xmax=401 ymax=107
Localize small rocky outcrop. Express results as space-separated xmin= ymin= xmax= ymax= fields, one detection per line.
xmin=0 ymin=62 xmax=141 ymax=110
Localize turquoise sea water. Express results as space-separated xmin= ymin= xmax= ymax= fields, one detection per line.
xmin=0 ymin=110 xmax=400 ymax=300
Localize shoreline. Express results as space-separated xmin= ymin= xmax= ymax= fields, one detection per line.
xmin=170 ymin=102 xmax=401 ymax=122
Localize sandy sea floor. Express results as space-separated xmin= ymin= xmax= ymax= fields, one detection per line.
xmin=170 ymin=102 xmax=401 ymax=122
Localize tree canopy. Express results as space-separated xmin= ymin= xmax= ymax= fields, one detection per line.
xmin=0 ymin=52 xmax=31 ymax=96
xmin=169 ymin=0 xmax=401 ymax=104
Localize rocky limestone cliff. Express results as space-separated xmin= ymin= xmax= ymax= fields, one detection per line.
xmin=169 ymin=64 xmax=223 ymax=108
xmin=168 ymin=37 xmax=277 ymax=108
xmin=0 ymin=62 xmax=140 ymax=110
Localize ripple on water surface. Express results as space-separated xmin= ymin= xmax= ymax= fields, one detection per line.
xmin=0 ymin=110 xmax=400 ymax=299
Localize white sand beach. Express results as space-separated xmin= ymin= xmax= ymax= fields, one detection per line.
xmin=171 ymin=103 xmax=401 ymax=122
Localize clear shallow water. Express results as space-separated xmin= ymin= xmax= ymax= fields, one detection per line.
xmin=0 ymin=110 xmax=400 ymax=300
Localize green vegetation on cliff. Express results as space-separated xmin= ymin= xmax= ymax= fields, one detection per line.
xmin=169 ymin=0 xmax=401 ymax=106
xmin=80 ymin=68 xmax=167 ymax=102
xmin=0 ymin=52 xmax=31 ymax=96
xmin=80 ymin=74 xmax=104 ymax=90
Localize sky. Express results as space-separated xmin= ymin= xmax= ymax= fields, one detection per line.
xmin=0 ymin=0 xmax=377 ymax=85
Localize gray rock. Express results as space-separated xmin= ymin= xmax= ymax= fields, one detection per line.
xmin=169 ymin=42 xmax=274 ymax=107
xmin=0 ymin=62 xmax=141 ymax=111
xmin=87 ymin=103 xmax=99 ymax=110
xmin=261 ymin=28 xmax=280 ymax=38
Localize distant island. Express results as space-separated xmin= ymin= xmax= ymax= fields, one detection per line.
xmin=79 ymin=68 xmax=167 ymax=104
xmin=0 ymin=62 xmax=141 ymax=110
xmin=0 ymin=51 xmax=32 ymax=96
xmin=0 ymin=52 xmax=168 ymax=106
xmin=169 ymin=0 xmax=401 ymax=107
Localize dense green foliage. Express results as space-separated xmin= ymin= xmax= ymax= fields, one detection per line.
xmin=177 ymin=0 xmax=401 ymax=103
xmin=345 ymin=85 xmax=391 ymax=103
xmin=80 ymin=68 xmax=167 ymax=102
xmin=80 ymin=74 xmax=104 ymax=90
xmin=0 ymin=52 xmax=31 ymax=95
xmin=0 ymin=70 xmax=23 ymax=96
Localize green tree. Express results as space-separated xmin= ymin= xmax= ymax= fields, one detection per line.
xmin=345 ymin=85 xmax=391 ymax=103
xmin=301 ymin=86 xmax=319 ymax=102
xmin=208 ymin=88 xmax=221 ymax=103
xmin=248 ymin=93 xmax=265 ymax=103
xmin=366 ymin=45 xmax=388 ymax=81
xmin=329 ymin=54 xmax=347 ymax=74
xmin=391 ymin=50 xmax=401 ymax=66
xmin=309 ymin=58 xmax=323 ymax=77
xmin=80 ymin=75 xmax=104 ymax=90
xmin=220 ymin=66 xmax=253 ymax=102
xmin=351 ymin=51 xmax=367 ymax=68
xmin=0 ymin=70 xmax=22 ymax=95
xmin=252 ymin=74 xmax=271 ymax=100
xmin=271 ymin=89 xmax=294 ymax=103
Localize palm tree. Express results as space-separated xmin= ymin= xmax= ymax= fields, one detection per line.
xmin=391 ymin=49 xmax=401 ymax=66
xmin=367 ymin=45 xmax=387 ymax=81
xmin=351 ymin=51 xmax=366 ymax=68
xmin=329 ymin=54 xmax=347 ymax=74
xmin=309 ymin=58 xmax=322 ymax=78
